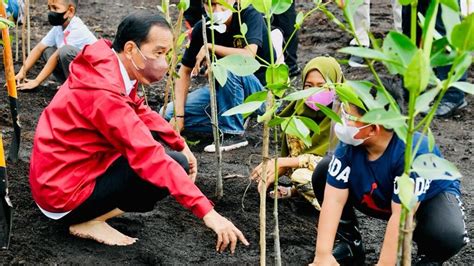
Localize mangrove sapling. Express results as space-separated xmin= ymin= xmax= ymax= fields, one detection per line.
xmin=159 ymin=0 xmax=188 ymax=123
xmin=321 ymin=1 xmax=470 ymax=264
xmin=222 ymin=1 xmax=327 ymax=264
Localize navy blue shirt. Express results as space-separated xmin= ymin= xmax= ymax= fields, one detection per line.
xmin=327 ymin=132 xmax=460 ymax=217
xmin=181 ymin=6 xmax=272 ymax=85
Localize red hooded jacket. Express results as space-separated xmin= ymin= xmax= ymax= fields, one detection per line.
xmin=29 ymin=39 xmax=213 ymax=219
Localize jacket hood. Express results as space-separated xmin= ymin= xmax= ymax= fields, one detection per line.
xmin=67 ymin=39 xmax=127 ymax=95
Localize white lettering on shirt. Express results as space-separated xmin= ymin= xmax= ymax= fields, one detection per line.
xmin=329 ymin=156 xmax=350 ymax=183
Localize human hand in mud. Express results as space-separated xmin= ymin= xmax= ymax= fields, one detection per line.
xmin=203 ymin=209 xmax=249 ymax=254
xmin=251 ymin=158 xmax=290 ymax=192
xmin=17 ymin=78 xmax=40 ymax=90
xmin=192 ymin=44 xmax=210 ymax=77
xmin=169 ymin=116 xmax=185 ymax=132
xmin=181 ymin=143 xmax=198 ymax=182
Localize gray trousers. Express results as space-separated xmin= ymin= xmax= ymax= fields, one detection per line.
xmin=42 ymin=45 xmax=80 ymax=83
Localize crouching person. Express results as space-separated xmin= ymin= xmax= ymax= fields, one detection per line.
xmin=310 ymin=83 xmax=468 ymax=264
xmin=29 ymin=11 xmax=249 ymax=252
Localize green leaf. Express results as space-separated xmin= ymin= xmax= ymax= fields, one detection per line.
xmin=240 ymin=0 xmax=252 ymax=9
xmin=266 ymin=64 xmax=289 ymax=87
xmin=344 ymin=0 xmax=364 ymax=29
xmin=295 ymin=11 xmax=304 ymax=29
xmin=427 ymin=127 xmax=435 ymax=152
xmin=451 ymin=52 xmax=472 ymax=82
xmin=397 ymin=174 xmax=416 ymax=209
xmin=360 ymin=108 xmax=407 ymax=128
xmin=412 ymin=153 xmax=462 ymax=180
xmin=281 ymin=117 xmax=312 ymax=147
xmin=404 ymin=50 xmax=430 ymax=94
xmin=415 ymin=86 xmax=441 ymax=114
xmin=216 ymin=54 xmax=261 ymax=76
xmin=393 ymin=124 xmax=408 ymax=143
xmin=177 ymin=0 xmax=190 ymax=10
xmin=382 ymin=31 xmax=418 ymax=75
xmin=421 ymin=0 xmax=440 ymax=56
xmin=298 ymin=116 xmax=320 ymax=134
xmin=252 ymin=0 xmax=272 ymax=14
xmin=346 ymin=80 xmax=383 ymax=110
xmin=217 ymin=0 xmax=237 ymax=12
xmin=257 ymin=102 xmax=280 ymax=123
xmin=451 ymin=13 xmax=474 ymax=51
xmin=439 ymin=0 xmax=459 ymax=12
xmin=398 ymin=0 xmax=416 ymax=5
xmin=268 ymin=117 xmax=285 ymax=127
xmin=0 ymin=17 xmax=14 ymax=29
xmin=282 ymin=87 xmax=324 ymax=101
xmin=244 ymin=90 xmax=268 ymax=103
xmin=177 ymin=32 xmax=187 ymax=47
xmin=241 ymin=23 xmax=248 ymax=36
xmin=338 ymin=47 xmax=398 ymax=63
xmin=222 ymin=101 xmax=264 ymax=116
xmin=450 ymin=81 xmax=474 ymax=94
xmin=315 ymin=103 xmax=342 ymax=124
xmin=271 ymin=0 xmax=292 ymax=15
xmin=335 ymin=83 xmax=366 ymax=111
xmin=266 ymin=83 xmax=288 ymax=98
xmin=213 ymin=63 xmax=228 ymax=87
xmin=441 ymin=4 xmax=461 ymax=45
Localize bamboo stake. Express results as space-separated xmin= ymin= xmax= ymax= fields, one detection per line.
xmin=201 ymin=14 xmax=223 ymax=199
xmin=26 ymin=0 xmax=30 ymax=55
xmin=21 ymin=0 xmax=26 ymax=81
xmin=15 ymin=19 xmax=18 ymax=62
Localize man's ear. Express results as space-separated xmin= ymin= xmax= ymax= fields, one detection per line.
xmin=123 ymin=41 xmax=136 ymax=59
xmin=68 ymin=5 xmax=75 ymax=17
xmin=370 ymin=124 xmax=381 ymax=136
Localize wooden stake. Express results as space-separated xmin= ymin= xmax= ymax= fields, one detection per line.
xmin=201 ymin=15 xmax=223 ymax=199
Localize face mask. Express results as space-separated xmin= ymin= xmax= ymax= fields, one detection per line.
xmin=206 ymin=9 xmax=233 ymax=33
xmin=305 ymin=89 xmax=335 ymax=111
xmin=334 ymin=119 xmax=372 ymax=146
xmin=48 ymin=11 xmax=68 ymax=26
xmin=130 ymin=45 xmax=168 ymax=84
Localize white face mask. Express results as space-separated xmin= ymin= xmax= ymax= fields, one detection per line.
xmin=334 ymin=120 xmax=372 ymax=146
xmin=206 ymin=9 xmax=233 ymax=33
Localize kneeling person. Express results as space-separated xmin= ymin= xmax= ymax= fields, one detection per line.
xmin=164 ymin=0 xmax=273 ymax=152
xmin=29 ymin=11 xmax=248 ymax=252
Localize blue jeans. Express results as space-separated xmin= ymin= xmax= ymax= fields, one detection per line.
xmin=163 ymin=72 xmax=264 ymax=135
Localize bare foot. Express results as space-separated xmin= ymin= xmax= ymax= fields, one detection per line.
xmin=69 ymin=220 xmax=138 ymax=246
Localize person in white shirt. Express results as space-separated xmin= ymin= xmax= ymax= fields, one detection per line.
xmin=15 ymin=0 xmax=96 ymax=90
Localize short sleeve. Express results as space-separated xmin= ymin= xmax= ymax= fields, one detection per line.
xmin=41 ymin=28 xmax=58 ymax=47
xmin=181 ymin=21 xmax=204 ymax=68
xmin=326 ymin=145 xmax=351 ymax=189
xmin=241 ymin=9 xmax=263 ymax=48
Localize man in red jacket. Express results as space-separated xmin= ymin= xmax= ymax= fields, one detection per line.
xmin=29 ymin=11 xmax=248 ymax=252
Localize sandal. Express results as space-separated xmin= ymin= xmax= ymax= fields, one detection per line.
xmin=269 ymin=186 xmax=294 ymax=199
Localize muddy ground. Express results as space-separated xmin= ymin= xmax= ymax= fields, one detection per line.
xmin=0 ymin=0 xmax=472 ymax=264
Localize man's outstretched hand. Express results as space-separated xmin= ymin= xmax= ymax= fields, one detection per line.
xmin=203 ymin=209 xmax=249 ymax=254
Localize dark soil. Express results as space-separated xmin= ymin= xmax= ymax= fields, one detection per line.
xmin=0 ymin=0 xmax=472 ymax=264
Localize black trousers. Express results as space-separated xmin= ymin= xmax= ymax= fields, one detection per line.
xmin=60 ymin=151 xmax=189 ymax=225
xmin=312 ymin=156 xmax=468 ymax=262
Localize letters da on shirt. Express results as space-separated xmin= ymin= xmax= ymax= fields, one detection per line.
xmin=328 ymin=155 xmax=432 ymax=198
xmin=328 ymin=155 xmax=350 ymax=183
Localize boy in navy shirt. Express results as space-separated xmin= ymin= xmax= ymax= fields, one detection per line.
xmin=310 ymin=82 xmax=468 ymax=265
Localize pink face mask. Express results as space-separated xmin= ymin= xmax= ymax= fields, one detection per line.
xmin=131 ymin=44 xmax=168 ymax=84
xmin=304 ymin=89 xmax=336 ymax=111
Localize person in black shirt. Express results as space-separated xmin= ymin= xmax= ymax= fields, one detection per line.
xmin=163 ymin=0 xmax=273 ymax=152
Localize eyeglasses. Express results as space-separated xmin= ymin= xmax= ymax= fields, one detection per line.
xmin=340 ymin=102 xmax=360 ymax=122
